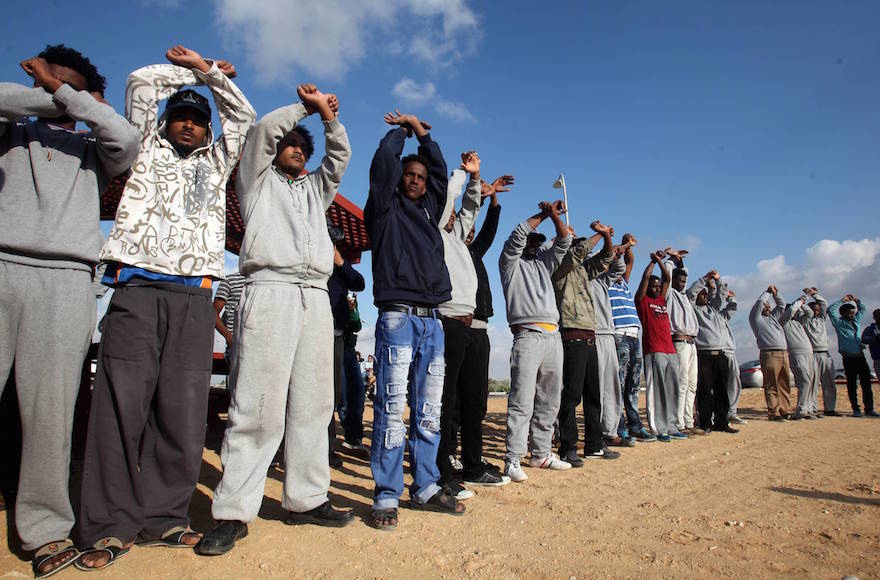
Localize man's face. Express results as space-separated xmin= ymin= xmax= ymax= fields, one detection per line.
xmin=762 ymin=302 xmax=772 ymax=316
xmin=810 ymin=302 xmax=822 ymax=317
xmin=672 ymin=273 xmax=687 ymax=292
xmin=647 ymin=277 xmax=662 ymax=298
xmin=444 ymin=211 xmax=455 ymax=233
xmin=165 ymin=109 xmax=209 ymax=155
xmin=465 ymin=226 xmax=475 ymax=245
xmin=695 ymin=289 xmax=709 ymax=306
xmin=274 ymin=143 xmax=307 ymax=178
xmin=400 ymin=161 xmax=428 ymax=200
xmin=841 ymin=307 xmax=856 ymax=321
xmin=874 ymin=309 xmax=880 ymax=325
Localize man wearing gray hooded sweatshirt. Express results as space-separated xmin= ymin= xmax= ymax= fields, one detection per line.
xmin=687 ymin=275 xmax=736 ymax=434
xmin=797 ymin=288 xmax=838 ymax=416
xmin=785 ymin=294 xmax=819 ymax=420
xmin=662 ymin=250 xmax=699 ymax=435
xmin=749 ymin=286 xmax=793 ymax=421
xmin=500 ymin=200 xmax=572 ymax=482
xmin=0 ymin=45 xmax=139 ymax=577
xmin=198 ymin=84 xmax=352 ymax=556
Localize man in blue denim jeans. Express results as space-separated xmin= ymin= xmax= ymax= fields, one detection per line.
xmin=363 ymin=110 xmax=465 ymax=531
xmin=609 ymin=234 xmax=657 ymax=442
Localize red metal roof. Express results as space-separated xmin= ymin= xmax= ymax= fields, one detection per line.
xmin=100 ymin=164 xmax=370 ymax=262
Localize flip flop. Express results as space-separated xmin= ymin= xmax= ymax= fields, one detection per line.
xmin=369 ymin=508 xmax=398 ymax=531
xmin=137 ymin=526 xmax=201 ymax=548
xmin=32 ymin=539 xmax=79 ymax=578
xmin=74 ymin=537 xmax=130 ymax=571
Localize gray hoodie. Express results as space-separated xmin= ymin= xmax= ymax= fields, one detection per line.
xmin=749 ymin=291 xmax=789 ymax=350
xmin=662 ymin=261 xmax=699 ymax=336
xmin=687 ymin=277 xmax=729 ymax=351
xmin=783 ymin=297 xmax=813 ymax=354
xmin=590 ymin=256 xmax=626 ymax=335
xmin=438 ymin=169 xmax=481 ymax=316
xmin=796 ymin=293 xmax=830 ymax=352
xmin=0 ymin=83 xmax=140 ymax=271
xmin=237 ymin=103 xmax=350 ymax=289
xmin=500 ymin=222 xmax=571 ymax=327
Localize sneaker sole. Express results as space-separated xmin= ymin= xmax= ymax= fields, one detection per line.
xmin=463 ymin=479 xmax=511 ymax=487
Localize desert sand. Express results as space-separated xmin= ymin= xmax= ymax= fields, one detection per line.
xmin=2 ymin=386 xmax=879 ymax=579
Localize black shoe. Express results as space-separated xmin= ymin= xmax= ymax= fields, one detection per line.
xmin=560 ymin=449 xmax=584 ymax=468
xmin=284 ymin=501 xmax=354 ymax=528
xmin=329 ymin=452 xmax=343 ymax=468
xmin=771 ymin=416 xmax=787 ymax=422
xmin=481 ymin=458 xmax=503 ymax=476
xmin=445 ymin=480 xmax=474 ymax=500
xmin=718 ymin=426 xmax=739 ymax=433
xmin=463 ymin=469 xmax=511 ymax=486
xmin=584 ymin=447 xmax=620 ymax=460
xmin=824 ymin=410 xmax=841 ymax=417
xmin=195 ymin=521 xmax=248 ymax=556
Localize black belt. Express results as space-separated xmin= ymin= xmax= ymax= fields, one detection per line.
xmin=762 ymin=348 xmax=786 ymax=352
xmin=379 ymin=303 xmax=439 ymax=318
xmin=700 ymin=350 xmax=723 ymax=356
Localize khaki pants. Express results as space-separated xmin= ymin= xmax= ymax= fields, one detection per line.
xmin=760 ymin=350 xmax=791 ymax=418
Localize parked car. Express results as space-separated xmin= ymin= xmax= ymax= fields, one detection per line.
xmin=739 ymin=359 xmax=796 ymax=388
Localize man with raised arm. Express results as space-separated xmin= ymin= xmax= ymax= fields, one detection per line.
xmin=862 ymin=309 xmax=880 ymax=396
xmin=0 ymin=44 xmax=139 ymax=577
xmin=465 ymin=173 xmax=512 ymax=477
xmin=364 ymin=111 xmax=464 ymax=531
xmin=748 ymin=286 xmax=793 ymax=421
xmin=610 ymin=235 xmax=657 ymax=442
xmin=799 ymin=288 xmax=838 ymax=416
xmin=662 ymin=249 xmax=698 ymax=437
xmin=552 ymin=220 xmax=616 ymax=466
xmin=687 ymin=272 xmax=738 ymax=434
xmin=828 ymin=295 xmax=876 ymax=417
xmin=500 ymin=200 xmax=573 ymax=481
xmin=784 ymin=293 xmax=819 ymax=420
xmin=635 ymin=250 xmax=680 ymax=442
xmin=78 ymin=45 xmax=255 ymax=569
xmin=197 ymin=84 xmax=353 ymax=555
xmin=715 ymin=282 xmax=746 ymax=425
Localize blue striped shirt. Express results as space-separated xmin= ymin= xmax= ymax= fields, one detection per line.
xmin=609 ymin=279 xmax=641 ymax=329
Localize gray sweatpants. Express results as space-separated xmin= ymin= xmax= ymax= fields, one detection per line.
xmin=644 ymin=352 xmax=680 ymax=436
xmin=212 ymin=284 xmax=333 ymax=521
xmin=0 ymin=261 xmax=94 ymax=550
xmin=814 ymin=351 xmax=836 ymax=413
xmin=724 ymin=351 xmax=742 ymax=417
xmin=505 ymin=330 xmax=563 ymax=462
xmin=596 ymin=334 xmax=623 ymax=438
xmin=791 ymin=352 xmax=817 ymax=415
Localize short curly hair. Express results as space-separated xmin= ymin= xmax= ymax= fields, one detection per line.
xmin=38 ymin=44 xmax=106 ymax=95
xmin=277 ymin=126 xmax=315 ymax=160
xmin=401 ymin=153 xmax=430 ymax=174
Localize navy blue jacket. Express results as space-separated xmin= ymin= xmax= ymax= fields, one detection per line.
xmin=328 ymin=261 xmax=365 ymax=330
xmin=469 ymin=202 xmax=501 ymax=322
xmin=364 ymin=128 xmax=451 ymax=306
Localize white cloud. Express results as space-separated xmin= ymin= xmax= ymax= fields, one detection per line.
xmin=725 ymin=237 xmax=880 ymax=366
xmin=212 ymin=0 xmax=480 ymax=83
xmin=392 ymin=77 xmax=476 ymax=123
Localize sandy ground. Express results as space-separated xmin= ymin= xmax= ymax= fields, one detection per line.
xmin=2 ymin=385 xmax=880 ymax=579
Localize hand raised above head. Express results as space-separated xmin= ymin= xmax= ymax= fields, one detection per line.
xmin=622 ymin=233 xmax=637 ymax=247
xmin=492 ymin=174 xmax=514 ymax=192
xmin=460 ymin=151 xmax=481 ymax=174
xmin=590 ymin=220 xmax=611 ymax=235
xmin=166 ymin=45 xmax=210 ymax=72
xmin=214 ymin=60 xmax=237 ymax=78
xmin=20 ymin=57 xmax=60 ymax=92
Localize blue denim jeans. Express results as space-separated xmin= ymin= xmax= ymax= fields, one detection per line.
xmin=370 ymin=311 xmax=444 ymax=510
xmin=615 ymin=334 xmax=644 ymax=435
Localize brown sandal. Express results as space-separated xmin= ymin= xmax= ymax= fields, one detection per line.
xmin=369 ymin=508 xmax=398 ymax=531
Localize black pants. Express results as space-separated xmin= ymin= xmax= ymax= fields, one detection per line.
xmin=843 ymin=353 xmax=874 ymax=412
xmin=696 ymin=351 xmax=731 ymax=430
xmin=78 ymin=284 xmax=214 ymax=547
xmin=437 ymin=319 xmax=483 ymax=481
xmin=558 ymin=339 xmax=602 ymax=454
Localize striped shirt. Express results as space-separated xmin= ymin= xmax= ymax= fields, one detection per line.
xmin=215 ymin=273 xmax=246 ymax=333
xmin=609 ymin=279 xmax=641 ymax=332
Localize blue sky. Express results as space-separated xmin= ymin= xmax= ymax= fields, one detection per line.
xmin=5 ymin=1 xmax=879 ymax=377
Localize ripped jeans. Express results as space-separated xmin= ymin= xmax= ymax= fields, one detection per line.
xmin=370 ymin=310 xmax=445 ymax=510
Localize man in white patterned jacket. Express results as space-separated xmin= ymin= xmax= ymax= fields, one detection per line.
xmin=77 ymin=45 xmax=255 ymax=569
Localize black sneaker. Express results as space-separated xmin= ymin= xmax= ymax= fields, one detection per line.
xmin=446 ymin=479 xmax=474 ymax=500
xmin=284 ymin=501 xmax=354 ymax=528
xmin=195 ymin=521 xmax=248 ymax=556
xmin=463 ymin=469 xmax=511 ymax=486
xmin=584 ymin=447 xmax=620 ymax=460
xmin=329 ymin=452 xmax=343 ymax=468
xmin=561 ymin=449 xmax=584 ymax=468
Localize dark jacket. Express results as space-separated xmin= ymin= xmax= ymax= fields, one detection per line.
xmin=862 ymin=322 xmax=880 ymax=361
xmin=469 ymin=203 xmax=500 ymax=322
xmin=328 ymin=261 xmax=365 ymax=330
xmin=364 ymin=128 xmax=451 ymax=306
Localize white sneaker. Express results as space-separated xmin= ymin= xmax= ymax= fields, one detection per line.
xmin=528 ymin=452 xmax=572 ymax=470
xmin=504 ymin=459 xmax=528 ymax=482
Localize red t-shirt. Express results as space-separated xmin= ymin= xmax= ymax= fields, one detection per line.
xmin=637 ymin=294 xmax=676 ymax=354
